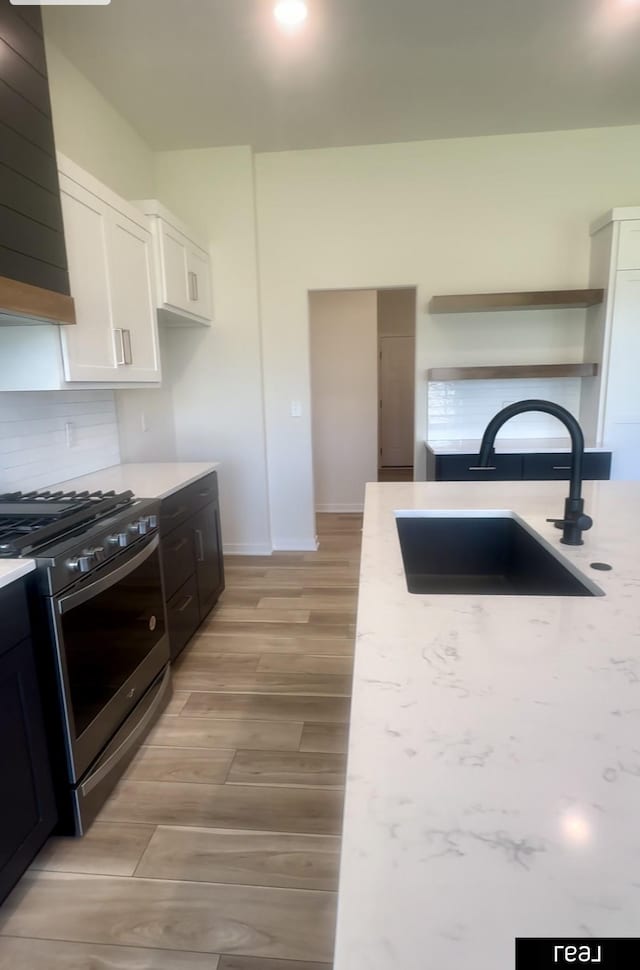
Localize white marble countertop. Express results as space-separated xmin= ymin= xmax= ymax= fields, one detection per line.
xmin=0 ymin=559 xmax=35 ymax=591
xmin=51 ymin=462 xmax=219 ymax=501
xmin=334 ymin=481 xmax=640 ymax=970
xmin=426 ymin=437 xmax=610 ymax=454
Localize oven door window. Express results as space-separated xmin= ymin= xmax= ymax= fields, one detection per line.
xmin=59 ymin=543 xmax=166 ymax=739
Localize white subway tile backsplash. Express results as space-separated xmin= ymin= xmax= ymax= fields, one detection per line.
xmin=0 ymin=391 xmax=120 ymax=492
xmin=428 ymin=378 xmax=582 ymax=440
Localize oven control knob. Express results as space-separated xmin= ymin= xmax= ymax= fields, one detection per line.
xmin=147 ymin=514 xmax=158 ymax=530
xmin=130 ymin=517 xmax=151 ymax=536
xmin=108 ymin=532 xmax=129 ymax=548
xmin=68 ymin=554 xmax=93 ymax=574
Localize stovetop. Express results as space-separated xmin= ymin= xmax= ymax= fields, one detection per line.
xmin=0 ymin=489 xmax=135 ymax=558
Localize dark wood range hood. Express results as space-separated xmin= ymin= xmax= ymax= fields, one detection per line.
xmin=0 ymin=0 xmax=75 ymax=325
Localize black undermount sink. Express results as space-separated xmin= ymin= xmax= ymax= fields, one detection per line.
xmin=396 ymin=513 xmax=602 ymax=597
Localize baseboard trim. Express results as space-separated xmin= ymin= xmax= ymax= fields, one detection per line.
xmin=223 ymin=543 xmax=273 ymax=556
xmin=272 ymin=537 xmax=319 ymax=552
xmin=315 ymin=503 xmax=364 ymax=513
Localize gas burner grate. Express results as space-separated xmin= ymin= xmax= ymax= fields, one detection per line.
xmin=0 ymin=489 xmax=135 ymax=558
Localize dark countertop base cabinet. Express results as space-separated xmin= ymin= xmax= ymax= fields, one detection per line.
xmin=159 ymin=471 xmax=225 ymax=661
xmin=426 ymin=448 xmax=612 ymax=483
xmin=0 ymin=581 xmax=56 ymax=903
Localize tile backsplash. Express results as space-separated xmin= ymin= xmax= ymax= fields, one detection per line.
xmin=428 ymin=378 xmax=582 ymax=440
xmin=0 ymin=391 xmax=120 ymax=493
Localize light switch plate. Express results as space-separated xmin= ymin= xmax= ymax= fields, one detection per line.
xmin=291 ymin=400 xmax=302 ymax=418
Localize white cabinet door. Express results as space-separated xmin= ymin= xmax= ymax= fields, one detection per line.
xmin=107 ymin=211 xmax=161 ymax=383
xmin=604 ymin=270 xmax=640 ymax=480
xmin=58 ymin=175 xmax=119 ymax=382
xmin=186 ymin=245 xmax=213 ymax=321
xmin=617 ymin=222 xmax=640 ymax=271
xmin=158 ymin=221 xmax=190 ymax=313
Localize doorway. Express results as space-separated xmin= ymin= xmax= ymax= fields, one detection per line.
xmin=377 ymin=288 xmax=416 ymax=482
xmin=309 ymin=286 xmax=416 ymax=519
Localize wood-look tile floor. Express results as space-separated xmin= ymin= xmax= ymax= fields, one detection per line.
xmin=0 ymin=513 xmax=362 ymax=970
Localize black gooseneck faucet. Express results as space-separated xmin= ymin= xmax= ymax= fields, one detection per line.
xmin=477 ymin=399 xmax=593 ymax=546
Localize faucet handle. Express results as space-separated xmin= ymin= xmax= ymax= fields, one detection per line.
xmin=547 ymin=515 xmax=593 ymax=532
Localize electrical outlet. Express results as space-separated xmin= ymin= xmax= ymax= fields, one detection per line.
xmin=65 ymin=422 xmax=75 ymax=448
xmin=291 ymin=400 xmax=302 ymax=418
xmin=141 ymin=411 xmax=148 ymax=433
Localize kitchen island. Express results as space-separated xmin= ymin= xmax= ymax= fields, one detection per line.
xmin=334 ymin=481 xmax=640 ymax=970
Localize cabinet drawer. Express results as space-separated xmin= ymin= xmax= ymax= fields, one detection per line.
xmin=436 ymin=454 xmax=523 ymax=481
xmin=160 ymin=522 xmax=195 ymax=600
xmin=166 ymin=574 xmax=200 ymax=662
xmin=618 ymin=222 xmax=640 ymax=270
xmin=522 ymin=452 xmax=612 ymax=481
xmin=0 ymin=581 xmax=30 ymax=657
xmin=159 ymin=473 xmax=219 ymax=535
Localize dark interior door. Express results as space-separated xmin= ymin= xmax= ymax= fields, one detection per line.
xmin=192 ymin=503 xmax=224 ymax=620
xmin=0 ymin=636 xmax=56 ymax=902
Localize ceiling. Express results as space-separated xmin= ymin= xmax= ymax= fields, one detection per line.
xmin=43 ymin=0 xmax=640 ymax=153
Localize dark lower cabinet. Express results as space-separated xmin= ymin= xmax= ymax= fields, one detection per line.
xmin=0 ymin=582 xmax=56 ymax=903
xmin=427 ymin=447 xmax=612 ymax=482
xmin=159 ymin=471 xmax=225 ymax=661
xmin=193 ymin=501 xmax=224 ymax=620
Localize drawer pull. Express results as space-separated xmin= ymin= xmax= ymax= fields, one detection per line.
xmin=177 ymin=594 xmax=194 ymax=614
xmin=552 ymin=465 xmax=571 ymax=471
xmin=467 ymin=466 xmax=497 ymax=472
xmin=166 ymin=506 xmax=187 ymax=520
xmin=198 ymin=489 xmax=211 ymax=498
xmin=195 ymin=529 xmax=205 ymax=562
xmin=170 ymin=536 xmax=189 ymax=553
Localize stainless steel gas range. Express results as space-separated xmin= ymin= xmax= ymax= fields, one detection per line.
xmin=0 ymin=488 xmax=171 ymax=835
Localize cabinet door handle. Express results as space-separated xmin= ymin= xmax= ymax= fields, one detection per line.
xmin=114 ymin=328 xmax=126 ymax=366
xmin=188 ymin=271 xmax=199 ymax=302
xmin=177 ymin=594 xmax=194 ymax=614
xmin=195 ymin=528 xmax=205 ymax=562
xmin=467 ymin=466 xmax=497 ymax=472
xmin=552 ymin=465 xmax=571 ymax=471
xmin=123 ymin=329 xmax=133 ymax=365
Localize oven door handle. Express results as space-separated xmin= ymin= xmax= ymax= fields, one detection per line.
xmin=58 ymin=535 xmax=160 ymax=615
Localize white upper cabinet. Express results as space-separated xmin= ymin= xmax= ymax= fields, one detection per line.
xmin=58 ymin=171 xmax=116 ymax=382
xmin=106 ymin=209 xmax=160 ymax=382
xmin=135 ymin=200 xmax=213 ymax=326
xmin=0 ymin=156 xmax=162 ymax=391
xmin=60 ymin=156 xmax=160 ymax=384
xmin=587 ymin=210 xmax=640 ymax=480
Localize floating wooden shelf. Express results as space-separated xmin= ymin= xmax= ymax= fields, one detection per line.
xmin=427 ymin=363 xmax=599 ymax=382
xmin=428 ymin=289 xmax=604 ymax=315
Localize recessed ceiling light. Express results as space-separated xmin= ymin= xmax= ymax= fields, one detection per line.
xmin=274 ymin=1 xmax=308 ymax=27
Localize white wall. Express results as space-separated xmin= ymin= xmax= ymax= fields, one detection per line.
xmin=310 ymin=290 xmax=378 ymax=513
xmin=255 ymin=125 xmax=640 ymax=548
xmin=152 ymin=147 xmax=272 ymax=554
xmin=45 ymin=41 xmax=155 ymax=199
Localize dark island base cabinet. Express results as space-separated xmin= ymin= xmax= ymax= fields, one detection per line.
xmin=159 ymin=472 xmax=225 ymax=661
xmin=0 ymin=581 xmax=56 ymax=903
xmin=427 ymin=449 xmax=612 ymax=482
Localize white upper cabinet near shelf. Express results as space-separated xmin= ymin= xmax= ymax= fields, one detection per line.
xmin=585 ymin=209 xmax=640 ymax=480
xmin=617 ymin=221 xmax=640 ymax=270
xmin=60 ymin=156 xmax=160 ymax=384
xmin=134 ymin=200 xmax=213 ymax=326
